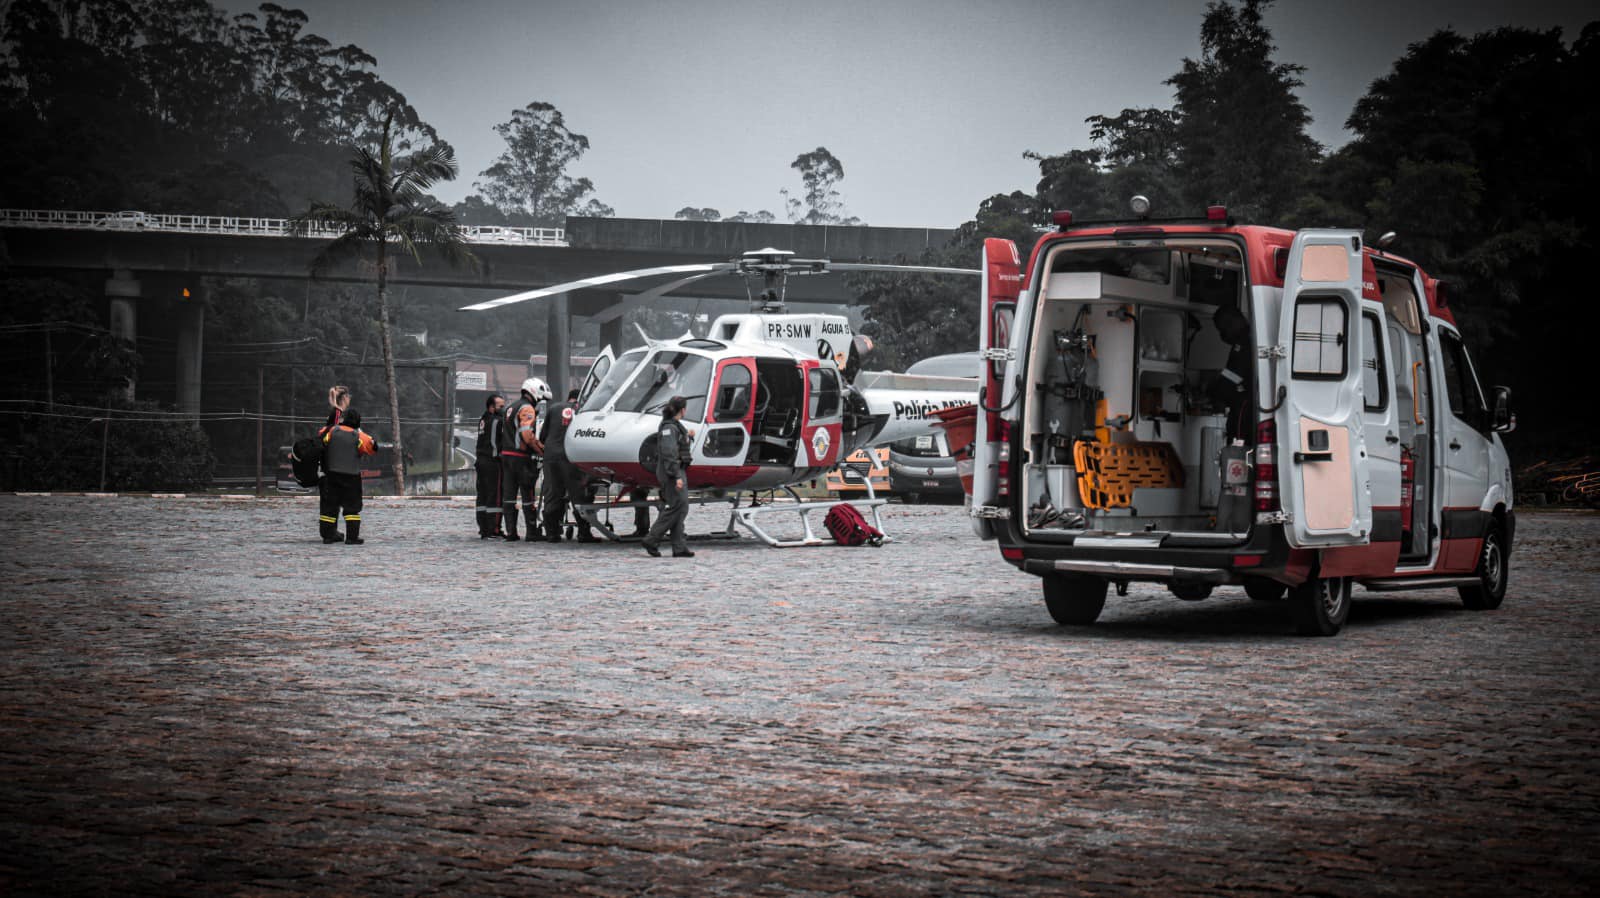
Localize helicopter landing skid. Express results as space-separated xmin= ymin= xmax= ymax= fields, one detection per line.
xmin=727 ymin=485 xmax=892 ymax=548
xmin=573 ymin=494 xmax=742 ymax=543
xmin=573 ymin=484 xmax=891 ymax=548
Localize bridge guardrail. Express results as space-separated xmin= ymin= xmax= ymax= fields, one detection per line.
xmin=0 ymin=209 xmax=566 ymax=246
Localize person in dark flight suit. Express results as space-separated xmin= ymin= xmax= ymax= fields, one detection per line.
xmin=642 ymin=395 xmax=694 ymax=558
xmin=540 ymin=389 xmax=597 ymax=543
xmin=475 ymin=393 xmax=505 ymax=538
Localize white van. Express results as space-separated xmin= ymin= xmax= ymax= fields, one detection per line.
xmin=966 ymin=206 xmax=1515 ymax=636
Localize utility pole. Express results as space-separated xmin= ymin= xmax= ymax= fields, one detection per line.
xmin=45 ymin=327 xmax=54 ymax=411
xmin=98 ymin=415 xmax=110 ymax=492
xmin=440 ymin=366 xmax=451 ymax=494
xmin=255 ymin=367 xmax=265 ymax=497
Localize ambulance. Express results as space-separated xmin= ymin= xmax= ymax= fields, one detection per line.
xmin=966 ymin=201 xmax=1516 ymax=636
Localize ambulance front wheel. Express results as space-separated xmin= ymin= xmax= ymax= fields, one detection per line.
xmin=1289 ymin=574 xmax=1351 ymax=637
xmin=1042 ymin=574 xmax=1107 ymax=626
xmin=1459 ymin=521 xmax=1508 ymax=611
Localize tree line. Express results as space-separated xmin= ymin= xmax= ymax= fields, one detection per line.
xmin=854 ymin=0 xmax=1598 ymax=462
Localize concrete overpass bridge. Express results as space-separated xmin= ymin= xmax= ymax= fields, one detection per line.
xmin=0 ymin=209 xmax=957 ymax=408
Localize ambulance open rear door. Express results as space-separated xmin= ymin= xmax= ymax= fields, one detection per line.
xmin=971 ymin=237 xmax=1021 ymax=538
xmin=1275 ymin=230 xmax=1373 ymax=548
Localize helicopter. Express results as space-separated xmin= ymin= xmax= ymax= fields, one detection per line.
xmin=460 ymin=248 xmax=980 ymax=546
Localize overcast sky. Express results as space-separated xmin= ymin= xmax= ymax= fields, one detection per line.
xmin=221 ymin=0 xmax=1596 ymax=227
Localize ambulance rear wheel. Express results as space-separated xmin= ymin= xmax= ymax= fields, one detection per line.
xmin=1245 ymin=580 xmax=1287 ymax=602
xmin=1459 ymin=521 xmax=1508 ymax=610
xmin=1168 ymin=582 xmax=1213 ymax=601
xmin=1289 ymin=575 xmax=1351 ymax=637
xmin=1042 ymin=574 xmax=1107 ymax=626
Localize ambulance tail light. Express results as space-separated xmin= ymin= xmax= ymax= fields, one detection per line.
xmin=1254 ymin=418 xmax=1279 ymax=513
xmin=997 ymin=420 xmax=1012 ymax=496
xmin=1206 ymin=205 xmax=1229 ymax=222
xmin=1051 ymin=210 xmax=1073 ymax=228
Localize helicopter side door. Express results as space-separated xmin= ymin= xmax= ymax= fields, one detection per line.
xmin=702 ymin=357 xmax=755 ymax=466
xmin=799 ymin=360 xmax=843 ymax=475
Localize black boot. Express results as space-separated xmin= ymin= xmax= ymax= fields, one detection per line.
xmin=476 ymin=510 xmax=490 ymax=538
xmin=345 ymin=517 xmax=364 ymax=545
xmin=320 ymin=516 xmax=343 ymax=544
xmin=502 ymin=508 xmax=520 ymax=541
xmin=525 ymin=507 xmax=542 ymax=542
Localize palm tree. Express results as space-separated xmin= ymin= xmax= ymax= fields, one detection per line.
xmin=292 ymin=113 xmax=474 ymax=493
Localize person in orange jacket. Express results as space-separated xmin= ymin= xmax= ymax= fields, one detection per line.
xmin=498 ymin=377 xmax=551 ymax=541
xmin=319 ymin=408 xmax=377 ymax=545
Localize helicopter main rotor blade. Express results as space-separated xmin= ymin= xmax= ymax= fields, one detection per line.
xmin=460 ymin=262 xmax=735 ymax=311
xmin=590 ymin=271 xmax=728 ymax=325
xmin=824 ymin=263 xmax=980 ymax=276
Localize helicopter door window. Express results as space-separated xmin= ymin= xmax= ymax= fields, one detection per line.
xmin=578 ymin=353 xmax=612 ymax=408
xmin=713 ymin=362 xmax=754 ymax=422
xmin=808 ymin=367 xmax=841 ymax=420
xmin=581 ymin=347 xmax=647 ymax=411
xmin=613 ymin=351 xmax=714 ymax=420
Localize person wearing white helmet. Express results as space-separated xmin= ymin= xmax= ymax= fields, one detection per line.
xmin=496 ymin=377 xmax=551 ymax=541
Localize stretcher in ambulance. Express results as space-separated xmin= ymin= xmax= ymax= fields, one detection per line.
xmin=964 ymin=204 xmax=1515 ymax=636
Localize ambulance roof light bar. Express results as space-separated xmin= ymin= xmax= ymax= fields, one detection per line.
xmin=1048 ymin=200 xmax=1232 ymax=232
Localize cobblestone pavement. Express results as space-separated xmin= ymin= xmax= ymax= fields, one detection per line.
xmin=1 ymin=496 xmax=1597 ymax=896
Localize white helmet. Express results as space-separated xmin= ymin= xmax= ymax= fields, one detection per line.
xmin=521 ymin=377 xmax=552 ymax=401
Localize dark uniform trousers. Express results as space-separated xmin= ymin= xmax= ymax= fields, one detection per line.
xmin=474 ymin=459 xmax=502 ymax=536
xmin=317 ymin=474 xmax=335 ymax=535
xmin=319 ymin=472 xmax=363 ymax=542
xmin=500 ymin=454 xmax=540 ymax=539
xmin=540 ymin=454 xmax=593 ymax=540
xmin=644 ymin=466 xmax=689 ymax=553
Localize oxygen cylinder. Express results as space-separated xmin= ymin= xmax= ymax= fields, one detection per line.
xmin=1217 ymin=440 xmax=1251 ymax=532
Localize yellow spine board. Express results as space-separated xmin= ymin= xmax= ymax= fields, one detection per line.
xmin=1072 ymin=440 xmax=1186 ymax=510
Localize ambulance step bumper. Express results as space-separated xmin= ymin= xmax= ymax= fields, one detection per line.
xmin=1359 ymin=575 xmax=1480 ymax=591
xmin=1030 ymin=559 xmax=1233 ymax=583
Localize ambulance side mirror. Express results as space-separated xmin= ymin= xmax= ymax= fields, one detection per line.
xmin=1490 ymin=386 xmax=1516 ymax=433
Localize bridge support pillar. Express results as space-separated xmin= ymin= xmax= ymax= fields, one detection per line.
xmin=105 ymin=269 xmax=140 ymax=400
xmin=546 ymin=292 xmax=571 ymax=400
xmin=175 ymin=292 xmax=204 ymax=421
xmin=598 ymin=316 xmax=622 ymax=356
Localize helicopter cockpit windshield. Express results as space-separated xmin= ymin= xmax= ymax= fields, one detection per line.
xmin=582 ymin=347 xmax=648 ymax=412
xmin=611 ymin=351 xmax=714 ymax=420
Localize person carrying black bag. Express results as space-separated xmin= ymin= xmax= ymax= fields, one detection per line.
xmin=312 ymin=385 xmax=352 ymax=539
xmin=642 ymin=395 xmax=694 ymax=558
xmin=319 ymin=408 xmax=376 ymax=545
